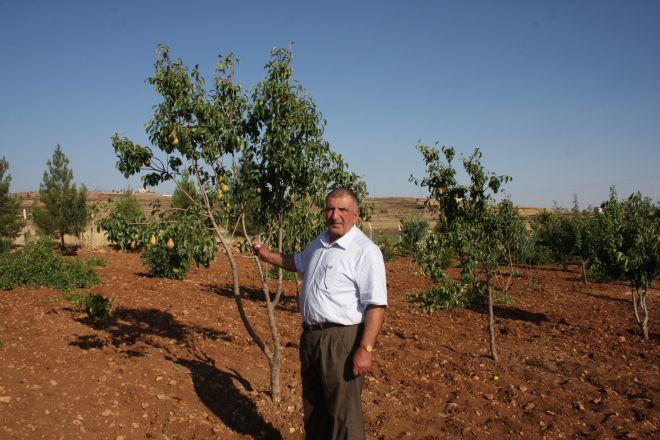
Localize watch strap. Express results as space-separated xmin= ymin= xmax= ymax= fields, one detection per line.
xmin=359 ymin=343 xmax=373 ymax=353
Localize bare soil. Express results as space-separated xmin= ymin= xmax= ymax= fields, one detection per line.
xmin=1 ymin=245 xmax=658 ymax=439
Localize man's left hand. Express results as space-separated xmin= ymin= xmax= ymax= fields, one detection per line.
xmin=352 ymin=349 xmax=373 ymax=377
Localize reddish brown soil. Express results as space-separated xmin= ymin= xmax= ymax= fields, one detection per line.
xmin=1 ymin=249 xmax=658 ymax=439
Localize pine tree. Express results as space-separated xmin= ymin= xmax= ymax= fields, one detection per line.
xmin=171 ymin=170 xmax=199 ymax=210
xmin=0 ymin=157 xmax=24 ymax=241
xmin=32 ymin=145 xmax=88 ymax=249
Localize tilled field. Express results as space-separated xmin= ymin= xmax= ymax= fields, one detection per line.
xmin=0 ymin=248 xmax=658 ymax=439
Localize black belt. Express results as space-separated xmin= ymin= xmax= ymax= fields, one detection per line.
xmin=302 ymin=321 xmax=347 ymax=331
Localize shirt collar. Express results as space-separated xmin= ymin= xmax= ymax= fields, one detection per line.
xmin=321 ymin=225 xmax=359 ymax=250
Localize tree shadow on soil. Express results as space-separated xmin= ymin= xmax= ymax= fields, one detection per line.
xmin=624 ymin=327 xmax=660 ymax=343
xmin=60 ymin=244 xmax=81 ymax=256
xmin=70 ymin=306 xmax=232 ymax=357
xmin=582 ymin=289 xmax=630 ymax=305
xmin=170 ymin=358 xmax=283 ymax=439
xmin=202 ymin=283 xmax=299 ymax=314
xmin=70 ymin=306 xmax=282 ymax=437
xmin=470 ymin=305 xmax=550 ymax=325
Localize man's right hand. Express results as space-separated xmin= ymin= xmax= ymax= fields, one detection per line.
xmin=251 ymin=241 xmax=296 ymax=272
xmin=252 ymin=241 xmax=269 ymax=260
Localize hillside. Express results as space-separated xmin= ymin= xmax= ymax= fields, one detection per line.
xmin=13 ymin=192 xmax=545 ymax=246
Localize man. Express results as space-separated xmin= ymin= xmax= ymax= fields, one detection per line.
xmin=252 ymin=188 xmax=387 ymax=440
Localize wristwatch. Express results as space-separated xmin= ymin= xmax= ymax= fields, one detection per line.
xmin=360 ymin=343 xmax=373 ymax=353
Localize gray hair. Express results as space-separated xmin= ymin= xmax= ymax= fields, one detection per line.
xmin=326 ymin=188 xmax=359 ymax=210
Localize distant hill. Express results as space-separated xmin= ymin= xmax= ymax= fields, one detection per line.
xmin=13 ymin=192 xmax=545 ymax=245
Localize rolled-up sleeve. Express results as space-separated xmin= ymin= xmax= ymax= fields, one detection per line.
xmin=356 ymin=246 xmax=388 ymax=307
xmin=294 ymin=252 xmax=305 ymax=275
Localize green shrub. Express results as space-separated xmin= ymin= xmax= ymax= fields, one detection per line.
xmin=84 ymin=293 xmax=112 ymax=320
xmin=140 ymin=210 xmax=216 ymax=280
xmin=97 ymin=190 xmax=146 ymax=251
xmin=406 ymin=282 xmax=466 ymax=313
xmin=63 ymin=291 xmax=112 ymax=321
xmin=374 ymin=233 xmax=397 ymax=261
xmin=86 ymin=257 xmax=106 ymax=267
xmin=406 ymin=279 xmax=510 ymax=313
xmin=516 ymin=229 xmax=552 ymax=266
xmin=399 ymin=215 xmax=429 ymax=256
xmin=268 ymin=265 xmax=296 ymax=281
xmin=531 ymin=208 xmax=576 ymax=269
xmin=141 ymin=242 xmax=190 ymax=280
xmin=0 ymin=237 xmax=99 ymax=291
xmin=417 ymin=231 xmax=454 ymax=283
xmin=0 ymin=239 xmax=13 ymax=255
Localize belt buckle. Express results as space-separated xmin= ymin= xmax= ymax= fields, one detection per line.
xmin=303 ymin=321 xmax=328 ymax=331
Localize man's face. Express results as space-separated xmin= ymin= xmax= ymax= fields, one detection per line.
xmin=324 ymin=194 xmax=359 ymax=241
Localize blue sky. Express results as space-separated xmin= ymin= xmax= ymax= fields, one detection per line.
xmin=1 ymin=0 xmax=658 ymax=208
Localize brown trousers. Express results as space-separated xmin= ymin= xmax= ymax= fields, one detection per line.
xmin=300 ymin=324 xmax=365 ymax=440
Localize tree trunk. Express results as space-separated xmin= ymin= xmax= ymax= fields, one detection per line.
xmin=581 ymin=260 xmax=587 ymax=284
xmin=196 ymin=172 xmax=270 ymax=393
xmin=641 ymin=292 xmax=649 ymax=340
xmin=275 ymin=226 xmax=284 ymax=300
xmin=487 ymin=273 xmax=498 ymax=361
xmin=265 ymin=300 xmax=282 ymax=402
xmin=269 ymin=355 xmax=281 ymax=403
xmin=60 ymin=233 xmax=65 ymax=251
xmin=633 ymin=288 xmax=650 ymax=340
xmin=237 ymin=207 xmax=283 ymax=401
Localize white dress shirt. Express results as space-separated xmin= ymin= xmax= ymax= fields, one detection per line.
xmin=294 ymin=225 xmax=388 ymax=325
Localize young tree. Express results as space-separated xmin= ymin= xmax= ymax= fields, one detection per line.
xmin=0 ymin=157 xmax=24 ymax=241
xmin=493 ymin=198 xmax=526 ymax=291
xmin=110 ymin=45 xmax=366 ymax=401
xmin=243 ymin=46 xmax=367 ymax=399
xmin=568 ymin=195 xmax=599 ymax=284
xmin=617 ymin=192 xmax=659 ymax=340
xmin=533 ymin=205 xmax=576 ymax=271
xmin=32 ymin=145 xmax=88 ymax=249
xmin=412 ymin=144 xmax=511 ymax=361
xmin=97 ymin=190 xmax=146 ymax=251
xmin=589 ymin=187 xmax=626 ymax=281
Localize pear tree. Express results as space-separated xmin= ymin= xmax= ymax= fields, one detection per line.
xmin=111 ymin=45 xmax=366 ymax=401
xmin=412 ymin=144 xmax=511 ymax=361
